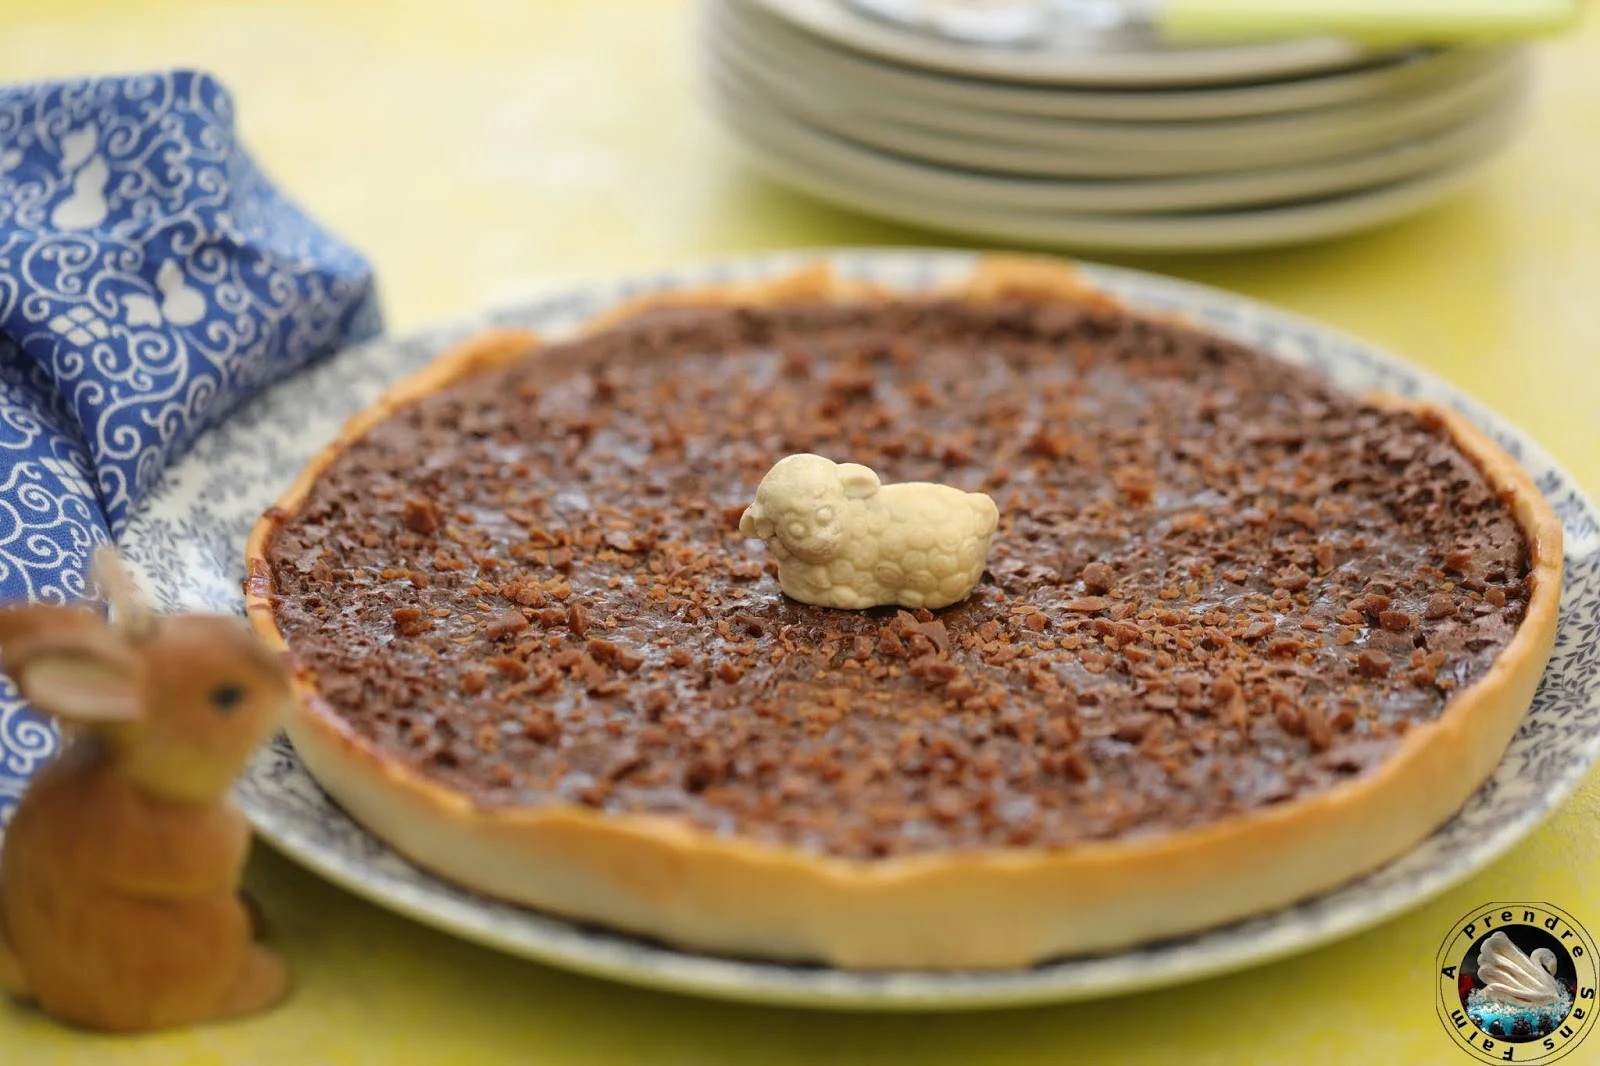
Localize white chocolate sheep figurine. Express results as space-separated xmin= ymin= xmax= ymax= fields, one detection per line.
xmin=738 ymin=454 xmax=1000 ymax=610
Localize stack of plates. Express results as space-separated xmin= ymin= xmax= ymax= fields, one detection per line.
xmin=698 ymin=0 xmax=1532 ymax=252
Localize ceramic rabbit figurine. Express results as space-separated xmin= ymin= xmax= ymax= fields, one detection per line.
xmin=0 ymin=547 xmax=292 ymax=1032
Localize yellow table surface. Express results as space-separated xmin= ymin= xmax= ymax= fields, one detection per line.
xmin=3 ymin=1 xmax=1599 ymax=1063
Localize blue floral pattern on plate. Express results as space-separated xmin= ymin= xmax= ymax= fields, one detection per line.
xmin=101 ymin=250 xmax=1600 ymax=1009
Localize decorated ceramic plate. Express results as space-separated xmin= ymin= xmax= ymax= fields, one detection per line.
xmin=112 ymin=250 xmax=1600 ymax=1010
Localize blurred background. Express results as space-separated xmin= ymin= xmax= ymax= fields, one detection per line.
xmin=7 ymin=0 xmax=1574 ymax=463
xmin=2 ymin=2 xmax=1585 ymax=338
xmin=8 ymin=1 xmax=1589 ymax=464
xmin=1 ymin=2 xmax=1584 ymax=373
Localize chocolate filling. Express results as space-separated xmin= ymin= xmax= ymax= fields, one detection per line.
xmin=263 ymin=297 xmax=1531 ymax=859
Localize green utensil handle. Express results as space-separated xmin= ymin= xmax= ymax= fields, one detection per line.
xmin=1159 ymin=0 xmax=1583 ymax=43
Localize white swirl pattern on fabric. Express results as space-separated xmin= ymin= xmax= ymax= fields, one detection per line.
xmin=0 ymin=70 xmax=381 ymax=827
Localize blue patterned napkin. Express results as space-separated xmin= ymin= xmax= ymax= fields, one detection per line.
xmin=0 ymin=70 xmax=381 ymax=824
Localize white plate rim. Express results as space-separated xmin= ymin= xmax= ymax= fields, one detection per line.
xmin=710 ymin=67 xmax=1523 ymax=212
xmin=706 ymin=35 xmax=1527 ymax=204
xmin=117 ymin=248 xmax=1600 ymax=1010
xmin=715 ymin=0 xmax=1516 ymax=123
xmin=707 ymin=86 xmax=1513 ymax=252
xmin=709 ymin=11 xmax=1527 ymax=166
xmin=746 ymin=0 xmax=1394 ymax=86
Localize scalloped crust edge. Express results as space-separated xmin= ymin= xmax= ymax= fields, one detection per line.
xmin=244 ymin=255 xmax=1562 ymax=970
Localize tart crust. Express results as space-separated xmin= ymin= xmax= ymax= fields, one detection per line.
xmin=244 ymin=258 xmax=1562 ymax=970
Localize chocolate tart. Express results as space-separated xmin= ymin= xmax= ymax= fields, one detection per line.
xmin=244 ymin=259 xmax=1561 ymax=970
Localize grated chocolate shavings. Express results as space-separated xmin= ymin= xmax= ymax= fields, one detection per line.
xmin=266 ymin=296 xmax=1533 ymax=858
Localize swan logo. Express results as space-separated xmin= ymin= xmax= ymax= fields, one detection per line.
xmin=1437 ymin=902 xmax=1598 ymax=1063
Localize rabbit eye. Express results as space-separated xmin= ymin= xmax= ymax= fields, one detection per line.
xmin=209 ymin=683 xmax=246 ymax=713
xmin=815 ymin=506 xmax=835 ymax=522
xmin=787 ymin=520 xmax=807 ymax=539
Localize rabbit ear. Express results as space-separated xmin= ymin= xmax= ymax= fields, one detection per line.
xmin=837 ymin=463 xmax=881 ymax=499
xmin=0 ymin=603 xmax=104 ymax=661
xmin=91 ymin=546 xmax=155 ymax=641
xmin=10 ymin=628 xmax=143 ymax=724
